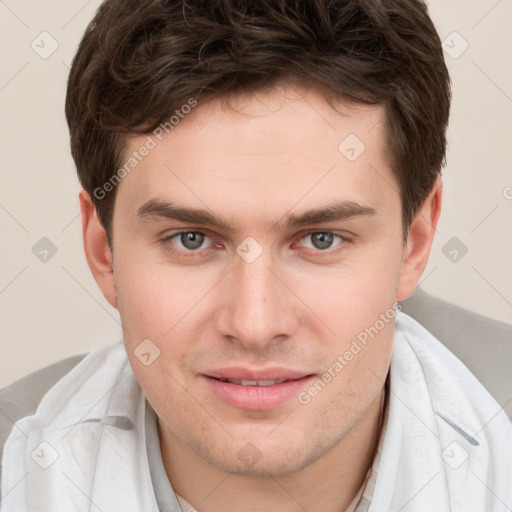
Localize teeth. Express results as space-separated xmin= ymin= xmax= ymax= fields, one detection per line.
xmin=255 ymin=380 xmax=280 ymax=387
xmin=240 ymin=379 xmax=258 ymax=386
xmin=221 ymin=378 xmax=288 ymax=386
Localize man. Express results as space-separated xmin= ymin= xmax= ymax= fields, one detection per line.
xmin=1 ymin=0 xmax=511 ymax=511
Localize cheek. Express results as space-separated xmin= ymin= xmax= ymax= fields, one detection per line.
xmin=113 ymin=256 xmax=216 ymax=393
xmin=298 ymin=246 xmax=400 ymax=340
xmin=304 ymin=245 xmax=399 ymax=387
xmin=115 ymin=253 xmax=214 ymax=340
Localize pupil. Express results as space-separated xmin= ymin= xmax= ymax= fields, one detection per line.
xmin=182 ymin=232 xmax=204 ymax=250
xmin=312 ymin=232 xmax=333 ymax=250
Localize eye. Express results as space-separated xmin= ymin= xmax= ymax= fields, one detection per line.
xmin=297 ymin=231 xmax=348 ymax=252
xmin=161 ymin=230 xmax=213 ymax=253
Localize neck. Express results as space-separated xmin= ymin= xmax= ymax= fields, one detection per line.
xmin=158 ymin=385 xmax=386 ymax=512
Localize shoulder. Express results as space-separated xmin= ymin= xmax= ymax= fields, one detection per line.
xmin=400 ymin=288 xmax=512 ymax=419
xmin=0 ymin=353 xmax=88 ymax=478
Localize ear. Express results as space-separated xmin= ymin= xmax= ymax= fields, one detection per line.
xmin=396 ymin=177 xmax=443 ymax=301
xmin=79 ymin=189 xmax=118 ymax=309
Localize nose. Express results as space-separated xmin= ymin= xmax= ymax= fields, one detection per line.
xmin=214 ymin=245 xmax=299 ymax=352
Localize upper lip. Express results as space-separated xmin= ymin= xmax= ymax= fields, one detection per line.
xmin=204 ymin=367 xmax=313 ymax=381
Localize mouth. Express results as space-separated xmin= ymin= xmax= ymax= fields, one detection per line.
xmin=210 ymin=376 xmax=305 ymax=386
xmin=202 ymin=373 xmax=315 ymax=410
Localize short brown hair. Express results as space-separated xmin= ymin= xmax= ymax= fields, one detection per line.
xmin=65 ymin=0 xmax=451 ymax=245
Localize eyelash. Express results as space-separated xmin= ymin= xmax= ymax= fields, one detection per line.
xmin=159 ymin=229 xmax=352 ymax=260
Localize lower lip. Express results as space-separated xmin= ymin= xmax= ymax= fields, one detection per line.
xmin=202 ymin=375 xmax=315 ymax=410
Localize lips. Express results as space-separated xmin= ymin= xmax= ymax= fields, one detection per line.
xmin=214 ymin=378 xmax=289 ymax=386
xmin=205 ymin=367 xmax=311 ymax=382
xmin=202 ymin=367 xmax=315 ymax=410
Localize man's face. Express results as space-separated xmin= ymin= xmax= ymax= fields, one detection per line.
xmin=111 ymin=83 xmax=404 ymax=476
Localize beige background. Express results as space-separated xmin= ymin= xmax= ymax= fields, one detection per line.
xmin=0 ymin=0 xmax=511 ymax=388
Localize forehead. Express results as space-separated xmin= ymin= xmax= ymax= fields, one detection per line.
xmin=115 ymin=82 xmax=396 ymax=227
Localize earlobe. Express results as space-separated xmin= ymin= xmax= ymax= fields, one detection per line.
xmin=396 ymin=178 xmax=443 ymax=301
xmin=79 ymin=189 xmax=118 ymax=309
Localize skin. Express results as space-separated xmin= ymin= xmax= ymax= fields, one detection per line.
xmin=80 ymin=81 xmax=442 ymax=512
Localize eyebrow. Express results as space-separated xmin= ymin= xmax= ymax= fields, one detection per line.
xmin=136 ymin=198 xmax=377 ymax=231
